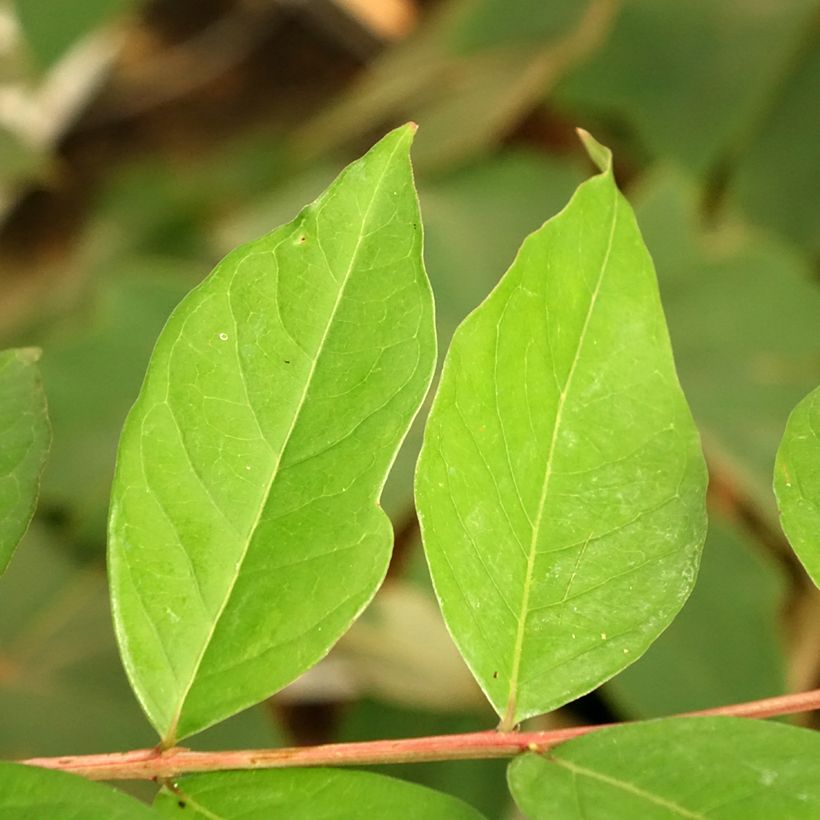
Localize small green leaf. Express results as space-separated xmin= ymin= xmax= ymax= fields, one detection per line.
xmin=0 ymin=762 xmax=157 ymax=819
xmin=415 ymin=133 xmax=707 ymax=728
xmin=109 ymin=125 xmax=436 ymax=743
xmin=154 ymin=769 xmax=487 ymax=819
xmin=0 ymin=348 xmax=50 ymax=574
xmin=775 ymin=385 xmax=820 ymax=587
xmin=508 ymin=717 xmax=820 ymax=818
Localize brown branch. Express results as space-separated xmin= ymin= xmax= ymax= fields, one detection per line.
xmin=19 ymin=688 xmax=820 ymax=781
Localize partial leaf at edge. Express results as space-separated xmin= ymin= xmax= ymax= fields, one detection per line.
xmin=108 ymin=124 xmax=436 ymax=743
xmin=0 ymin=348 xmax=50 ymax=575
xmin=774 ymin=385 xmax=820 ymax=587
xmin=508 ymin=717 xmax=820 ymax=819
xmin=0 ymin=762 xmax=157 ymax=820
xmin=154 ymin=769 xmax=488 ymax=819
xmin=415 ymin=134 xmax=707 ymax=727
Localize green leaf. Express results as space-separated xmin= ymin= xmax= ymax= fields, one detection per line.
xmin=108 ymin=125 xmax=435 ymax=744
xmin=775 ymin=385 xmax=820 ymax=587
xmin=508 ymin=717 xmax=820 ymax=818
xmin=154 ymin=769 xmax=487 ymax=819
xmin=604 ymin=515 xmax=786 ymax=718
xmin=415 ymin=134 xmax=707 ymax=728
xmin=0 ymin=348 xmax=50 ymax=574
xmin=0 ymin=762 xmax=156 ymax=819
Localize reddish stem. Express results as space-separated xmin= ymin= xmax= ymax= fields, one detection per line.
xmin=18 ymin=688 xmax=820 ymax=781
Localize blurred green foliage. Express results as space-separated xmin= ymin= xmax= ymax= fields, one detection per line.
xmin=1 ymin=0 xmax=818 ymax=815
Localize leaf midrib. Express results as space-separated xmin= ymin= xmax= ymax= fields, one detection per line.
xmin=503 ymin=186 xmax=618 ymax=727
xmin=552 ymin=757 xmax=704 ymax=818
xmin=164 ymin=138 xmax=404 ymax=742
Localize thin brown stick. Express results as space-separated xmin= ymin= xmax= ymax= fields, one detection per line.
xmin=19 ymin=688 xmax=820 ymax=781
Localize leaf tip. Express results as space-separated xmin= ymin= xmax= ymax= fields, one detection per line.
xmin=576 ymin=128 xmax=612 ymax=174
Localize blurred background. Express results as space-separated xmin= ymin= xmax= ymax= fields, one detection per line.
xmin=0 ymin=0 xmax=819 ymax=815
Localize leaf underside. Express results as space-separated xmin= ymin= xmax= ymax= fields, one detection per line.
xmin=774 ymin=385 xmax=820 ymax=587
xmin=108 ymin=125 xmax=436 ymax=742
xmin=0 ymin=348 xmax=50 ymax=575
xmin=154 ymin=769 xmax=488 ymax=819
xmin=508 ymin=717 xmax=820 ymax=819
xmin=415 ymin=137 xmax=707 ymax=726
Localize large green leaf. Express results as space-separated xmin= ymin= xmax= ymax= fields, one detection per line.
xmin=774 ymin=385 xmax=820 ymax=587
xmin=108 ymin=125 xmax=436 ymax=744
xmin=0 ymin=762 xmax=156 ymax=820
xmin=415 ymin=132 xmax=707 ymax=728
xmin=508 ymin=717 xmax=820 ymax=818
xmin=0 ymin=348 xmax=50 ymax=574
xmin=154 ymin=769 xmax=487 ymax=819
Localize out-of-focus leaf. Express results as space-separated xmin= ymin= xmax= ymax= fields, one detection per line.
xmin=0 ymin=762 xmax=157 ymax=820
xmin=636 ymin=170 xmax=820 ymax=523
xmin=775 ymin=384 xmax=820 ymax=587
xmin=605 ymin=515 xmax=787 ymax=718
xmin=728 ymin=42 xmax=820 ymax=254
xmin=0 ymin=525 xmax=155 ymax=756
xmin=35 ymin=263 xmax=196 ymax=550
xmin=508 ymin=717 xmax=820 ymax=818
xmin=109 ymin=126 xmax=436 ymax=744
xmin=0 ymin=128 xmax=48 ymax=186
xmin=14 ymin=0 xmax=135 ymax=69
xmin=154 ymin=769 xmax=487 ymax=819
xmin=299 ymin=0 xmax=613 ymax=172
xmin=0 ymin=347 xmax=50 ymax=574
xmin=335 ymin=580 xmax=486 ymax=712
xmin=554 ymin=0 xmax=818 ymax=174
xmin=451 ymin=0 xmax=590 ymax=52
xmin=421 ymin=151 xmax=585 ymax=342
xmin=416 ymin=134 xmax=707 ymax=728
xmin=96 ymin=134 xmax=291 ymax=260
xmin=338 ymin=699 xmax=511 ymax=819
xmin=0 ymin=525 xmax=280 ymax=758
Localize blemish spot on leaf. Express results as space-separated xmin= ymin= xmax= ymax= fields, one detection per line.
xmin=218 ymin=332 xmax=229 ymax=341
